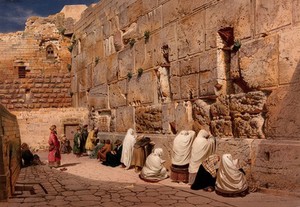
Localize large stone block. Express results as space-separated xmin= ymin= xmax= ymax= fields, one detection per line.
xmin=199 ymin=50 xmax=218 ymax=97
xmin=135 ymin=105 xmax=162 ymax=133
xmin=162 ymin=0 xmax=179 ymax=26
xmin=162 ymin=102 xmax=176 ymax=134
xmin=192 ymin=99 xmax=211 ymax=133
xmin=252 ymin=139 xmax=300 ymax=192
xmin=118 ymin=47 xmax=134 ymax=79
xmin=256 ymin=0 xmax=292 ymax=34
xmin=127 ymin=71 xmax=157 ymax=105
xmin=265 ymin=84 xmax=300 ymax=140
xmin=180 ymin=74 xmax=199 ymax=100
xmin=109 ymin=80 xmax=127 ymax=109
xmin=151 ymin=22 xmax=177 ymax=66
xmin=178 ymin=55 xmax=200 ymax=76
xmin=205 ymin=0 xmax=251 ymax=49
xmin=115 ymin=106 xmax=135 ymax=132
xmin=174 ymin=101 xmax=194 ymax=132
xmin=88 ymin=84 xmax=108 ymax=109
xmin=93 ymin=61 xmax=107 ymax=86
xmin=279 ymin=29 xmax=300 ymax=84
xmin=293 ymin=0 xmax=300 ymax=24
xmin=106 ymin=53 xmax=119 ymax=83
xmin=169 ymin=76 xmax=181 ymax=100
xmin=177 ymin=11 xmax=205 ymax=58
xmin=138 ymin=5 xmax=162 ymax=37
xmin=134 ymin=39 xmax=153 ymax=70
xmin=239 ymin=35 xmax=279 ymax=89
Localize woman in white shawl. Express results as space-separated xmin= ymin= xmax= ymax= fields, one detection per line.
xmin=216 ymin=154 xmax=248 ymax=197
xmin=188 ymin=129 xmax=216 ymax=184
xmin=172 ymin=130 xmax=195 ymax=166
xmin=139 ymin=148 xmax=168 ymax=182
xmin=120 ymin=128 xmax=136 ymax=169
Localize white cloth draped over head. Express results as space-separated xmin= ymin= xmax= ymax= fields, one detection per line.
xmin=172 ymin=130 xmax=196 ymax=166
xmin=140 ymin=148 xmax=168 ymax=181
xmin=189 ymin=129 xmax=216 ymax=174
xmin=216 ymin=154 xmax=248 ymax=194
xmin=120 ymin=128 xmax=136 ymax=169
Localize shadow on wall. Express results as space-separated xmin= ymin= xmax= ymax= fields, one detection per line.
xmin=265 ymin=60 xmax=300 ymax=140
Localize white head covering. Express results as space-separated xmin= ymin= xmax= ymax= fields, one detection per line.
xmin=189 ymin=129 xmax=216 ymax=174
xmin=140 ymin=148 xmax=168 ymax=181
xmin=216 ymin=154 xmax=248 ymax=194
xmin=172 ymin=130 xmax=195 ymax=165
xmin=120 ymin=128 xmax=136 ymax=169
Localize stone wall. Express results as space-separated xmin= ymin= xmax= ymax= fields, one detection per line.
xmin=70 ymin=0 xmax=300 ymax=193
xmin=0 ymin=105 xmax=21 ymax=201
xmin=12 ymin=108 xmax=89 ymax=150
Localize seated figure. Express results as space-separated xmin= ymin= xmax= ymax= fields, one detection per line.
xmin=60 ymin=134 xmax=72 ymax=154
xmin=90 ymin=139 xmax=105 ymax=159
xmin=102 ymin=139 xmax=123 ymax=167
xmin=98 ymin=139 xmax=112 ymax=161
xmin=130 ymin=136 xmax=154 ymax=172
xmin=139 ymin=148 xmax=168 ymax=182
xmin=171 ymin=130 xmax=195 ymax=183
xmin=215 ymin=154 xmax=249 ymax=197
xmin=21 ymin=143 xmax=43 ymax=167
xmin=191 ymin=154 xmax=220 ymax=191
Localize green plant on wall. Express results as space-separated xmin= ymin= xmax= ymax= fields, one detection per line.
xmin=67 ymin=63 xmax=72 ymax=71
xmin=127 ymin=72 xmax=133 ymax=80
xmin=95 ymin=57 xmax=99 ymax=65
xmin=137 ymin=68 xmax=143 ymax=78
xmin=68 ymin=44 xmax=73 ymax=52
xmin=58 ymin=27 xmax=66 ymax=35
xmin=144 ymin=31 xmax=150 ymax=43
xmin=232 ymin=39 xmax=241 ymax=53
xmin=129 ymin=38 xmax=136 ymax=48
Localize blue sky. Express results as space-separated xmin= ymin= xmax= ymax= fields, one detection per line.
xmin=0 ymin=0 xmax=99 ymax=33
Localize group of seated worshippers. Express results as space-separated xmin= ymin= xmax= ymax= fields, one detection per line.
xmin=171 ymin=129 xmax=249 ymax=197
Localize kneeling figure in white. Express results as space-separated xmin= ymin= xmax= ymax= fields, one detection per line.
xmin=140 ymin=148 xmax=168 ymax=181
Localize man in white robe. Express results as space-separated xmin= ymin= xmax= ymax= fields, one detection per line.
xmin=172 ymin=130 xmax=195 ymax=166
xmin=139 ymin=148 xmax=168 ymax=182
xmin=216 ymin=154 xmax=248 ymax=197
xmin=120 ymin=128 xmax=136 ymax=169
xmin=188 ymin=129 xmax=216 ymax=184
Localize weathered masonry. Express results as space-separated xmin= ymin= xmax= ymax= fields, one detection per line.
xmin=0 ymin=0 xmax=299 ymax=195
xmin=0 ymin=105 xmax=21 ymax=201
xmin=70 ymin=0 xmax=300 ymax=193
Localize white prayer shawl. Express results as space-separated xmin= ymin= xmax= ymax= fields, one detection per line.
xmin=189 ymin=129 xmax=216 ymax=174
xmin=216 ymin=154 xmax=248 ymax=193
xmin=172 ymin=130 xmax=196 ymax=165
xmin=140 ymin=148 xmax=168 ymax=181
xmin=120 ymin=128 xmax=136 ymax=169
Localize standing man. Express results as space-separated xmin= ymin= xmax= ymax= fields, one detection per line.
xmin=73 ymin=126 xmax=82 ymax=157
xmin=81 ymin=124 xmax=88 ymax=155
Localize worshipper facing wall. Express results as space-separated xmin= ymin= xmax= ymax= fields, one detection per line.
xmin=48 ymin=125 xmax=61 ymax=168
xmin=130 ymin=136 xmax=154 ymax=173
xmin=102 ymin=139 xmax=123 ymax=167
xmin=85 ymin=127 xmax=98 ymax=156
xmin=98 ymin=139 xmax=112 ymax=161
xmin=216 ymin=154 xmax=249 ymax=197
xmin=60 ymin=134 xmax=72 ymax=154
xmin=120 ymin=128 xmax=136 ymax=169
xmin=189 ymin=129 xmax=216 ymax=184
xmin=191 ymin=154 xmax=220 ymax=191
xmin=89 ymin=139 xmax=105 ymax=159
xmin=73 ymin=127 xmax=82 ymax=157
xmin=171 ymin=130 xmax=196 ymax=183
xmin=139 ymin=148 xmax=168 ymax=182
xmin=21 ymin=143 xmax=43 ymax=167
xmin=80 ymin=124 xmax=89 ymax=154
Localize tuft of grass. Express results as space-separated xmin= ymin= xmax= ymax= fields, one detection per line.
xmin=137 ymin=68 xmax=143 ymax=78
xmin=127 ymin=72 xmax=133 ymax=80
xmin=144 ymin=31 xmax=150 ymax=43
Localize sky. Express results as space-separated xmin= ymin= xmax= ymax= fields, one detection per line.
xmin=0 ymin=0 xmax=99 ymax=33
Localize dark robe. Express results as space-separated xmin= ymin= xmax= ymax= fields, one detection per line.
xmin=102 ymin=145 xmax=123 ymax=167
xmin=191 ymin=165 xmax=216 ymax=190
xmin=80 ymin=128 xmax=88 ymax=153
xmin=21 ymin=149 xmax=34 ymax=167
